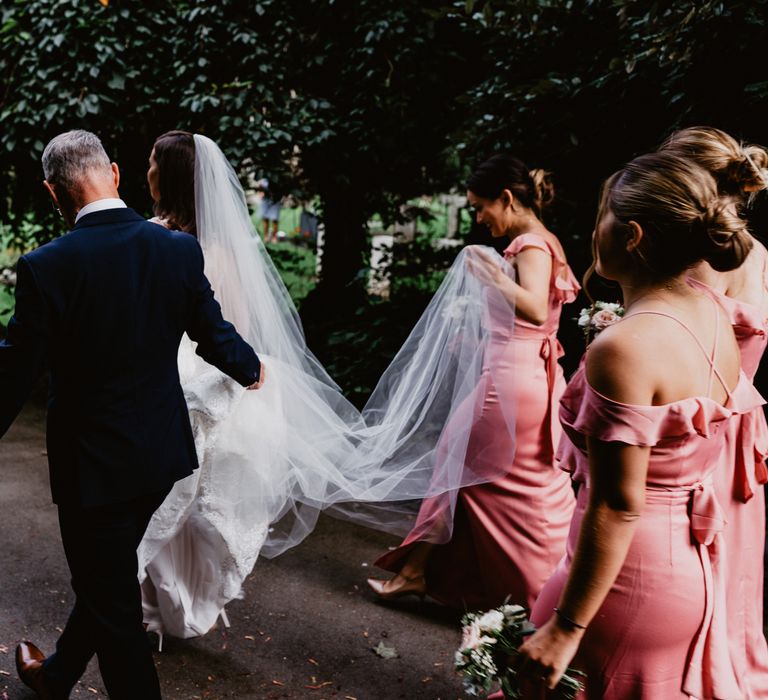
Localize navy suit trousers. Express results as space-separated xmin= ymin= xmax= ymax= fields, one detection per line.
xmin=43 ymin=490 xmax=170 ymax=699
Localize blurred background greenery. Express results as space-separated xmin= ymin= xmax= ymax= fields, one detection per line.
xmin=1 ymin=0 xmax=767 ymax=403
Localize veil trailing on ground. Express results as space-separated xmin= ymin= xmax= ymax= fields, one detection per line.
xmin=138 ymin=134 xmax=517 ymax=637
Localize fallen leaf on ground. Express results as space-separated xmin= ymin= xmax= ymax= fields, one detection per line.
xmin=373 ymin=641 xmax=399 ymax=659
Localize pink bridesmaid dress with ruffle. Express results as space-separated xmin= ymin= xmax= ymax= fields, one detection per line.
xmin=687 ymin=278 xmax=768 ymax=699
xmin=375 ymin=233 xmax=577 ymax=610
xmin=532 ymin=310 xmax=765 ymax=699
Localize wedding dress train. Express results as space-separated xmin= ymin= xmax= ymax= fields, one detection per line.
xmin=138 ymin=135 xmax=517 ymax=638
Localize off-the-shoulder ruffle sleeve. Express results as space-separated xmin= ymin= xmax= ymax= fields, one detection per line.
xmin=687 ymin=277 xmax=768 ymax=343
xmin=503 ymin=233 xmax=580 ymax=304
xmin=560 ymin=367 xmax=763 ymax=448
xmin=734 ymin=407 xmax=768 ymax=501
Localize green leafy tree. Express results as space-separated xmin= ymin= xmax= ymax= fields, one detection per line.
xmin=1 ymin=0 xmax=482 ymax=306
xmin=2 ymin=0 xmax=766 ymax=313
xmin=455 ymin=0 xmax=768 ymax=257
xmin=0 ymin=1 xmax=179 ymax=229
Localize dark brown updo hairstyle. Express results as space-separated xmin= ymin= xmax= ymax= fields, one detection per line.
xmin=466 ymin=154 xmax=555 ymax=218
xmin=597 ymin=151 xmax=753 ymax=280
xmin=660 ymin=126 xmax=768 ymax=198
xmin=152 ymin=130 xmax=197 ymax=234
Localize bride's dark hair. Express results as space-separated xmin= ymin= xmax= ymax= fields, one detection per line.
xmin=152 ymin=130 xmax=197 ymax=234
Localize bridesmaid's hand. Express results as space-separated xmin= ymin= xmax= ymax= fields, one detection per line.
xmin=465 ymin=247 xmax=509 ymax=289
xmin=515 ymin=615 xmax=584 ymax=690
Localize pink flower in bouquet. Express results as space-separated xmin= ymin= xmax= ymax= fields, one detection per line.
xmin=578 ymin=301 xmax=624 ymax=340
xmin=591 ymin=307 xmax=622 ymax=330
xmin=461 ymin=619 xmax=496 ymax=651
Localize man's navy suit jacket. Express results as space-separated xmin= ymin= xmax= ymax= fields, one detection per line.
xmin=0 ymin=207 xmax=261 ymax=508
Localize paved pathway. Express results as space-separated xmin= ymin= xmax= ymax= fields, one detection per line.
xmin=3 ymin=394 xmax=766 ymax=699
xmin=0 ymin=397 xmax=465 ymax=699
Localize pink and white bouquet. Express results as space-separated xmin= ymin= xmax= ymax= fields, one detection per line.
xmin=577 ymin=301 xmax=624 ymax=341
xmin=455 ymin=604 xmax=585 ymax=698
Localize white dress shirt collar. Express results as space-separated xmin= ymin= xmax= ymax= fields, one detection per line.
xmin=74 ymin=198 xmax=127 ymax=223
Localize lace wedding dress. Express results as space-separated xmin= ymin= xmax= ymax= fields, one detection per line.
xmin=137 ymin=135 xmax=516 ymax=639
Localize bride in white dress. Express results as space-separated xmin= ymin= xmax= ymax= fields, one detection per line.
xmin=137 ymin=131 xmax=517 ymax=640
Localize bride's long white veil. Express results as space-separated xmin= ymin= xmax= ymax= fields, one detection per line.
xmin=140 ymin=135 xmax=517 ymax=636
xmin=191 ymin=135 xmax=517 ymax=554
xmin=331 ymin=244 xmax=517 ymax=541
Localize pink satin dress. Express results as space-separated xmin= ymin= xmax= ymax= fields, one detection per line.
xmin=375 ymin=233 xmax=578 ymax=610
xmin=687 ymin=278 xmax=768 ymax=699
xmin=532 ymin=310 xmax=765 ymax=699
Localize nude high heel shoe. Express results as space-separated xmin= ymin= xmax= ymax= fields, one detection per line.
xmin=366 ymin=572 xmax=427 ymax=600
xmin=143 ymin=620 xmax=164 ymax=652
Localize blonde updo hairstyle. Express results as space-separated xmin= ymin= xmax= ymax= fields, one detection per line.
xmin=466 ymin=154 xmax=554 ymax=219
xmin=596 ymin=151 xmax=753 ymax=281
xmin=660 ymin=126 xmax=768 ymax=197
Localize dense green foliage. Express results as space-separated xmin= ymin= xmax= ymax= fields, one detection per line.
xmin=3 ymin=1 xmax=767 ymax=268
xmin=2 ymin=0 xmax=767 ymax=393
xmin=455 ymin=0 xmax=768 ymax=273
xmin=263 ymin=241 xmax=317 ymax=306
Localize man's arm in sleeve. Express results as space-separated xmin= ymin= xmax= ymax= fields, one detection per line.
xmin=0 ymin=256 xmax=49 ymax=438
xmin=184 ymin=239 xmax=261 ymax=387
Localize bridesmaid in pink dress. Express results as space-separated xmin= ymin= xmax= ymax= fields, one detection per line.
xmin=661 ymin=126 xmax=768 ymax=699
xmin=518 ymin=151 xmax=763 ymax=699
xmin=367 ymin=155 xmax=576 ymax=610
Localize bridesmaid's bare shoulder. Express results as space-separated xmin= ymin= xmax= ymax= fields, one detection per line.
xmin=585 ymin=319 xmax=658 ymax=406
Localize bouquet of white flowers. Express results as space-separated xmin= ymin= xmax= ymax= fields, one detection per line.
xmin=577 ymin=301 xmax=624 ymax=342
xmin=455 ymin=604 xmax=585 ymax=698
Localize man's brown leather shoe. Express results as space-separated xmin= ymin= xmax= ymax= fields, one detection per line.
xmin=15 ymin=641 xmax=54 ymax=700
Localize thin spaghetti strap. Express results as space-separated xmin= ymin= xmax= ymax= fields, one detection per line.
xmin=626 ymin=307 xmax=731 ymax=399
xmin=762 ymin=245 xmax=768 ymax=293
xmin=705 ymin=303 xmax=719 ymax=398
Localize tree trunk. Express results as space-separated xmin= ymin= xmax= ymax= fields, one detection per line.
xmin=314 ymin=187 xmax=369 ymax=307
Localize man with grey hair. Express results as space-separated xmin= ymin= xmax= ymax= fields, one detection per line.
xmin=41 ymin=130 xmax=115 ymax=217
xmin=1 ymin=130 xmax=264 ymax=699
